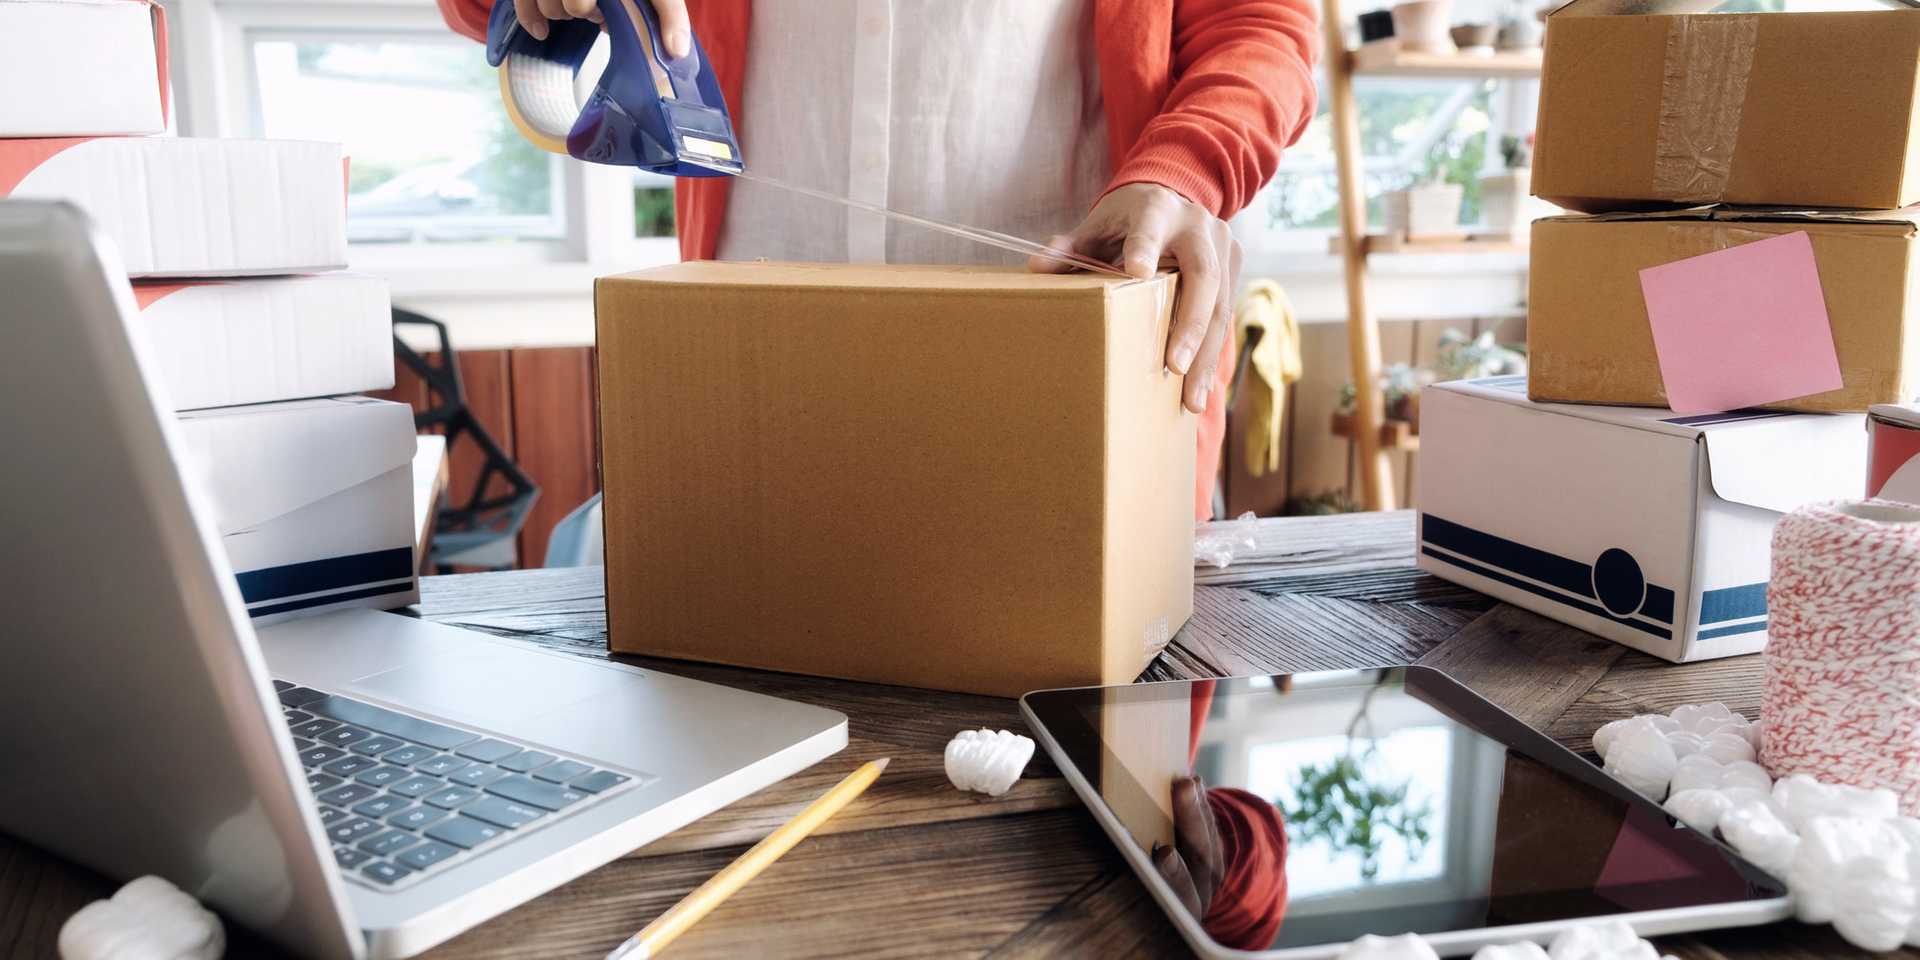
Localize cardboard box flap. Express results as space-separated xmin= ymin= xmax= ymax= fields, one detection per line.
xmin=1440 ymin=377 xmax=1723 ymax=438
xmin=1699 ymin=414 xmax=1868 ymax=512
xmin=174 ymin=397 xmax=417 ymax=535
xmin=1551 ymin=0 xmax=1916 ymax=17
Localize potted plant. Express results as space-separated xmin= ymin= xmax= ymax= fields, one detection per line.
xmin=1435 ymin=328 xmax=1527 ymax=382
xmin=1390 ymin=0 xmax=1456 ymax=54
xmin=1479 ymin=133 xmax=1536 ymax=239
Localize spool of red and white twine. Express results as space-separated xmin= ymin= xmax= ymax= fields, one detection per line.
xmin=1762 ymin=499 xmax=1920 ymax=814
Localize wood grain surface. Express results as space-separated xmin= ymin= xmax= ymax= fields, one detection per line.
xmin=1 ymin=512 xmax=1896 ymax=959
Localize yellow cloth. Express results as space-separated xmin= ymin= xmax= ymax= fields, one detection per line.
xmin=1234 ymin=280 xmax=1301 ymax=478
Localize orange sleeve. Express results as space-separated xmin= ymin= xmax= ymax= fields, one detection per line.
xmin=437 ymin=0 xmax=490 ymax=42
xmin=1107 ymin=0 xmax=1320 ymax=219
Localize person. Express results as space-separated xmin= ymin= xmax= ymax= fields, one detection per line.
xmin=437 ymin=0 xmax=1318 ymax=519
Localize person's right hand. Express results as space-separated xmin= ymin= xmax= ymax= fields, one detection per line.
xmin=512 ymin=0 xmax=692 ymax=60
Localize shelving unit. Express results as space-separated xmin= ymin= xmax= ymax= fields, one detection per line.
xmin=1320 ymin=4 xmax=1541 ymax=509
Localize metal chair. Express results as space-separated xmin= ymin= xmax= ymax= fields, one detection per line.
xmin=391 ymin=308 xmax=540 ymax=572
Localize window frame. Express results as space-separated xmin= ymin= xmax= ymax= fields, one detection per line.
xmin=167 ymin=0 xmax=674 ymax=288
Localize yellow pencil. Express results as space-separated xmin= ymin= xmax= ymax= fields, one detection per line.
xmin=605 ymin=758 xmax=890 ymax=959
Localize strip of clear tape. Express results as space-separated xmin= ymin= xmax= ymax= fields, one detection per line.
xmin=688 ymin=161 xmax=1132 ymax=279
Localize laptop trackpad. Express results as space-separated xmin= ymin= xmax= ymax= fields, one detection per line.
xmin=349 ymin=651 xmax=630 ymax=727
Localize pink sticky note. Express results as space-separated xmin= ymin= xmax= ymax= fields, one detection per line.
xmin=1637 ymin=231 xmax=1841 ymax=415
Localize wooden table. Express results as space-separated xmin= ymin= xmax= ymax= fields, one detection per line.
xmin=0 ymin=512 xmax=1885 ymax=958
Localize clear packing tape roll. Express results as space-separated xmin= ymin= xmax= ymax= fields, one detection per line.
xmin=1762 ymin=500 xmax=1920 ymax=815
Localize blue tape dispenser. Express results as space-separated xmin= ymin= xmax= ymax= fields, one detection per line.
xmin=486 ymin=0 xmax=741 ymax=176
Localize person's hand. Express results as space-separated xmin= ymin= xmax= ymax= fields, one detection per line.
xmin=1150 ymin=775 xmax=1226 ymax=917
xmin=1032 ymin=183 xmax=1243 ymax=414
xmin=513 ymin=0 xmax=693 ymax=60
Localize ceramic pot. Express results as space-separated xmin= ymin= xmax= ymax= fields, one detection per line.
xmin=1497 ymin=13 xmax=1544 ymax=49
xmin=1450 ymin=22 xmax=1498 ymax=52
xmin=1383 ymin=182 xmax=1465 ymax=237
xmin=1390 ymin=0 xmax=1456 ymax=54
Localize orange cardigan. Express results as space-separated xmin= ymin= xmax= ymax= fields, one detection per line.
xmin=439 ymin=0 xmax=1319 ymax=517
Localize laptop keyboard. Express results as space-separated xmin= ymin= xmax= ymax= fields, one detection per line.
xmin=274 ymin=681 xmax=641 ymax=891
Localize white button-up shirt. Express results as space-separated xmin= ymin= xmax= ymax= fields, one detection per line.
xmin=716 ymin=0 xmax=1111 ymax=266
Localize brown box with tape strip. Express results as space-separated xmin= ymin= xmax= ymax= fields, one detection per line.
xmin=1529 ymin=208 xmax=1920 ymax=412
xmin=593 ymin=261 xmax=1196 ymax=697
xmin=1532 ymin=5 xmax=1920 ymax=213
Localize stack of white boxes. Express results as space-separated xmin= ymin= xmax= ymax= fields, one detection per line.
xmin=1 ymin=0 xmax=419 ymax=621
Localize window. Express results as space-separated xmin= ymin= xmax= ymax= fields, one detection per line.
xmin=1266 ymin=78 xmax=1501 ymax=232
xmin=250 ymin=36 xmax=567 ymax=247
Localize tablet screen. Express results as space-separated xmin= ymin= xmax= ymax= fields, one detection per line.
xmin=1022 ymin=668 xmax=1785 ymax=953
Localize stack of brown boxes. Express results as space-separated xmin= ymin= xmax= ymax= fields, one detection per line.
xmin=1526 ymin=0 xmax=1920 ymax=413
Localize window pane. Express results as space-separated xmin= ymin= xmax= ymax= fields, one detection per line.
xmin=633 ymin=171 xmax=675 ymax=239
xmin=1261 ymin=76 xmax=1498 ymax=232
xmin=251 ymin=37 xmax=565 ymax=246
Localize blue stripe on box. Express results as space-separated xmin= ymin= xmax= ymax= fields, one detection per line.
xmin=1421 ymin=515 xmax=1598 ymax=600
xmin=247 ymin=582 xmax=416 ymax=619
xmin=1419 ymin=547 xmax=1672 ymax=640
xmin=235 ymin=547 xmax=415 ymax=606
xmin=1698 ymin=619 xmax=1767 ymax=641
xmin=1699 ymin=582 xmax=1768 ymax=624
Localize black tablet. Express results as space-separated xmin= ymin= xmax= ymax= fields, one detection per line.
xmin=1020 ymin=667 xmax=1790 ymax=958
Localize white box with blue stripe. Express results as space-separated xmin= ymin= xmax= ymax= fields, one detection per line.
xmin=1417 ymin=377 xmax=1866 ymax=661
xmin=172 ymin=396 xmax=420 ymax=623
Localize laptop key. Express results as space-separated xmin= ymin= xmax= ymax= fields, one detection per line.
xmin=317 ymin=783 xmax=380 ymax=807
xmin=326 ymin=817 xmax=381 ymax=844
xmin=388 ymin=806 xmax=449 ymax=831
xmin=361 ymin=860 xmax=412 ymax=885
xmin=318 ymin=807 xmax=347 ymax=825
xmin=382 ymin=745 xmax=435 ymax=767
xmin=352 ymin=795 xmax=409 ymax=819
xmin=302 ymin=695 xmax=479 ymax=751
xmin=485 ymin=776 xmax=586 ymax=811
xmin=449 ymin=765 xmax=507 ymax=788
xmin=533 ymin=760 xmax=592 ymax=784
xmin=319 ymin=726 xmax=373 ymax=748
xmin=414 ymin=755 xmax=471 ymax=777
xmin=460 ymin=796 xmax=546 ymax=830
xmin=570 ymin=770 xmax=632 ymax=794
xmin=278 ymin=686 xmax=327 ymax=708
xmin=396 ymin=841 xmax=459 ymax=871
xmin=292 ymin=738 xmax=317 ymax=753
xmin=422 ymin=785 xmax=481 ymax=809
xmin=425 ymin=816 xmax=505 ymax=850
xmin=357 ymin=830 xmax=420 ymax=857
xmin=273 ymin=680 xmax=295 ymax=692
xmin=333 ymin=846 xmax=372 ymax=869
xmin=307 ymin=773 xmax=344 ymax=793
xmin=354 ymin=766 xmax=410 ymax=789
xmin=321 ymin=755 xmax=379 ymax=777
xmin=455 ymin=739 xmax=521 ymax=763
xmin=284 ymin=710 xmax=313 ymax=726
xmin=299 ymin=746 xmax=346 ymax=768
xmin=351 ymin=736 xmax=407 ymax=757
xmin=291 ymin=718 xmax=342 ymax=739
xmin=389 ymin=775 xmax=443 ymax=799
xmin=497 ymin=750 xmax=555 ymax=774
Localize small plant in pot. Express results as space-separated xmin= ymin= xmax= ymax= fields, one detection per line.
xmin=1479 ymin=133 xmax=1542 ymax=239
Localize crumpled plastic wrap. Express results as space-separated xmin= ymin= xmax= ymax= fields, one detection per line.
xmin=1195 ymin=511 xmax=1260 ymax=570
xmin=944 ymin=728 xmax=1034 ymax=797
xmin=58 ymin=875 xmax=224 ymax=960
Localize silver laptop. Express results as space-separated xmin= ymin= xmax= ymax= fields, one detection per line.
xmin=0 ymin=200 xmax=849 ymax=959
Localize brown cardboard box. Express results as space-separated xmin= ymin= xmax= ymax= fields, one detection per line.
xmin=594 ymin=262 xmax=1196 ymax=697
xmin=1532 ymin=7 xmax=1920 ymax=212
xmin=1529 ymin=209 xmax=1920 ymax=413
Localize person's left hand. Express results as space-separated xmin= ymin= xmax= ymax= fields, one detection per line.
xmin=1151 ymin=775 xmax=1226 ymax=917
xmin=1031 ymin=183 xmax=1243 ymax=414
